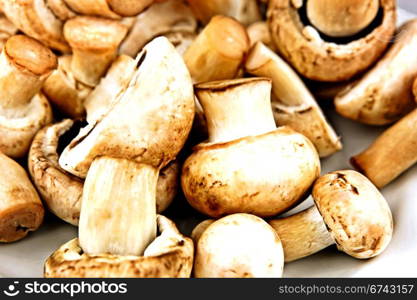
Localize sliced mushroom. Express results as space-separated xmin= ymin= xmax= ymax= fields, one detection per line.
xmin=0 ymin=14 xmax=18 ymax=51
xmin=269 ymin=170 xmax=393 ymax=262
xmin=1 ymin=0 xmax=70 ymax=52
xmin=0 ymin=35 xmax=56 ymax=158
xmin=246 ymin=42 xmax=341 ymax=157
xmin=184 ymin=15 xmax=250 ymax=83
xmin=247 ymin=21 xmax=276 ymax=51
xmin=182 ymin=78 xmax=320 ymax=218
xmin=56 ymin=37 xmax=194 ymax=260
xmin=194 ymin=214 xmax=284 ymax=278
xmin=119 ymin=0 xmax=197 ymax=58
xmin=0 ymin=152 xmax=44 ymax=243
xmin=186 ymin=0 xmax=261 ymax=26
xmin=335 ymin=20 xmax=417 ymax=125
xmin=44 ymin=215 xmax=193 ymax=278
xmin=351 ymin=108 xmax=417 ymax=188
xmin=267 ymin=0 xmax=396 ymax=82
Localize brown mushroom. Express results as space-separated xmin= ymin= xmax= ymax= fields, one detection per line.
xmin=269 ymin=170 xmax=393 ymax=262
xmin=0 ymin=35 xmax=56 ymax=158
xmin=246 ymin=42 xmax=341 ymax=157
xmin=119 ymin=0 xmax=197 ymax=58
xmin=44 ymin=215 xmax=194 ymax=278
xmin=335 ymin=20 xmax=417 ymax=125
xmin=267 ymin=0 xmax=396 ymax=82
xmin=182 ymin=78 xmax=320 ymax=218
xmin=184 ymin=15 xmax=250 ymax=83
xmin=1 ymin=0 xmax=70 ymax=52
xmin=186 ymin=0 xmax=262 ymax=26
xmin=0 ymin=152 xmax=44 ymax=243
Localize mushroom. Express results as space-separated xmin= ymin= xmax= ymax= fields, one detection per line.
xmin=194 ymin=213 xmax=284 ymax=278
xmin=269 ymin=170 xmax=393 ymax=262
xmin=119 ymin=0 xmax=197 ymax=58
xmin=1 ymin=0 xmax=70 ymax=52
xmin=0 ymin=152 xmax=44 ymax=243
xmin=247 ymin=21 xmax=276 ymax=51
xmin=335 ymin=20 xmax=417 ymax=125
xmin=0 ymin=13 xmax=17 ymax=51
xmin=46 ymin=0 xmax=77 ymax=21
xmin=28 ymin=120 xmax=182 ymax=225
xmin=182 ymin=78 xmax=320 ymax=218
xmin=44 ymin=215 xmax=194 ymax=278
xmin=351 ymin=108 xmax=417 ymax=188
xmin=190 ymin=219 xmax=214 ymax=243
xmin=63 ymin=0 xmax=153 ymax=18
xmin=44 ymin=37 xmax=194 ymax=276
xmin=186 ymin=0 xmax=262 ymax=26
xmin=267 ymin=0 xmax=396 ymax=82
xmin=43 ymin=16 xmax=128 ymax=117
xmin=245 ymin=42 xmax=341 ymax=157
xmin=0 ymin=35 xmax=56 ymax=158
xmin=184 ymin=15 xmax=250 ymax=83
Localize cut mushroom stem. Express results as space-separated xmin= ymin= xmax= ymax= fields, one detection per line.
xmin=63 ymin=16 xmax=128 ymax=87
xmin=184 ymin=15 xmax=249 ymax=83
xmin=307 ymin=0 xmax=380 ymax=37
xmin=80 ymin=157 xmax=157 ymax=256
xmin=269 ymin=170 xmax=393 ymax=262
xmin=0 ymin=152 xmax=44 ymax=243
xmin=351 ymin=108 xmax=417 ymax=188
xmin=246 ymin=42 xmax=341 ymax=157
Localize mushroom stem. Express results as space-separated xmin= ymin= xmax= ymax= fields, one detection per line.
xmin=63 ymin=17 xmax=128 ymax=87
xmin=0 ymin=153 xmax=44 ymax=243
xmin=351 ymin=108 xmax=417 ymax=188
xmin=79 ymin=157 xmax=157 ymax=256
xmin=269 ymin=206 xmax=334 ymax=262
xmin=184 ymin=15 xmax=249 ymax=83
xmin=0 ymin=35 xmax=57 ymax=109
xmin=196 ymin=78 xmax=277 ymax=144
xmin=307 ymin=0 xmax=380 ymax=37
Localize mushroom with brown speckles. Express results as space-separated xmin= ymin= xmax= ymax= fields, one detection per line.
xmin=182 ymin=78 xmax=320 ymax=218
xmin=269 ymin=170 xmax=393 ymax=262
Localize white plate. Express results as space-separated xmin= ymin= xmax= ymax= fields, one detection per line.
xmin=1 ymin=8 xmax=417 ymax=278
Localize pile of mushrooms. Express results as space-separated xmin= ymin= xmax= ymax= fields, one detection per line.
xmin=1 ymin=0 xmax=415 ymax=278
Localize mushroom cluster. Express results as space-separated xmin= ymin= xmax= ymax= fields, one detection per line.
xmin=0 ymin=0 xmax=414 ymax=278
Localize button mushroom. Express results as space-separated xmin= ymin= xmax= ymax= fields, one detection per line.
xmin=28 ymin=120 xmax=182 ymax=226
xmin=0 ymin=13 xmax=17 ymax=51
xmin=182 ymin=78 xmax=320 ymax=218
xmin=0 ymin=152 xmax=44 ymax=243
xmin=246 ymin=42 xmax=341 ymax=157
xmin=119 ymin=0 xmax=197 ymax=58
xmin=335 ymin=19 xmax=417 ymax=125
xmin=194 ymin=213 xmax=284 ymax=278
xmin=184 ymin=15 xmax=250 ymax=83
xmin=1 ymin=0 xmax=70 ymax=52
xmin=44 ymin=215 xmax=194 ymax=278
xmin=247 ymin=21 xmax=276 ymax=51
xmin=44 ymin=37 xmax=195 ymax=277
xmin=267 ymin=0 xmax=396 ymax=82
xmin=186 ymin=0 xmax=261 ymax=26
xmin=0 ymin=35 xmax=56 ymax=158
xmin=269 ymin=170 xmax=393 ymax=262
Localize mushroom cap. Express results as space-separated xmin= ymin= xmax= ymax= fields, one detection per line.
xmin=64 ymin=16 xmax=128 ymax=52
xmin=107 ymin=0 xmax=153 ymax=17
xmin=44 ymin=215 xmax=194 ymax=278
xmin=312 ymin=170 xmax=393 ymax=259
xmin=267 ymin=0 xmax=397 ymax=82
xmin=0 ymin=14 xmax=18 ymax=51
xmin=182 ymin=126 xmax=320 ymax=218
xmin=194 ymin=213 xmax=284 ymax=278
xmin=59 ymin=37 xmax=195 ymax=178
xmin=156 ymin=160 xmax=180 ymax=213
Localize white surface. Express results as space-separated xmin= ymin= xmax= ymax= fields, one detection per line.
xmin=1 ymin=9 xmax=417 ymax=278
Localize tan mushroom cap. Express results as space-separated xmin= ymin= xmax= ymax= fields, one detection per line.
xmin=46 ymin=0 xmax=77 ymax=21
xmin=194 ymin=214 xmax=284 ymax=278
xmin=313 ymin=170 xmax=393 ymax=259
xmin=106 ymin=0 xmax=153 ymax=17
xmin=44 ymin=215 xmax=194 ymax=278
xmin=267 ymin=0 xmax=397 ymax=82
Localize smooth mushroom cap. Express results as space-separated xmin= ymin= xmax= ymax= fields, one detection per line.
xmin=44 ymin=215 xmax=194 ymax=278
xmin=190 ymin=219 xmax=215 ymax=243
xmin=0 ymin=152 xmax=44 ymax=243
xmin=194 ymin=214 xmax=284 ymax=278
xmin=59 ymin=37 xmax=195 ymax=178
xmin=63 ymin=0 xmax=121 ymax=19
xmin=106 ymin=0 xmax=153 ymax=16
xmin=313 ymin=170 xmax=393 ymax=259
xmin=267 ymin=0 xmax=397 ymax=82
